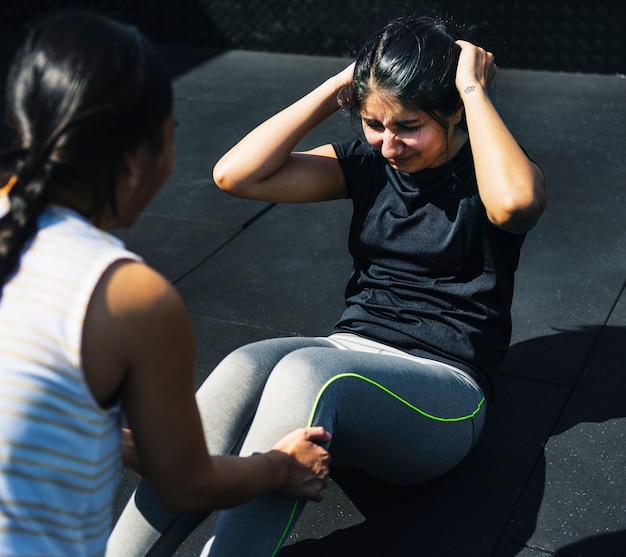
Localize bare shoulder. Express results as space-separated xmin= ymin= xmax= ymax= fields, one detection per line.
xmin=82 ymin=259 xmax=191 ymax=406
xmin=100 ymin=259 xmax=183 ymax=316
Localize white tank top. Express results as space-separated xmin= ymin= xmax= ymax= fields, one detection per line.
xmin=0 ymin=205 xmax=141 ymax=556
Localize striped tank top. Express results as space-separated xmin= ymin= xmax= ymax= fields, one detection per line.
xmin=0 ymin=205 xmax=141 ymax=556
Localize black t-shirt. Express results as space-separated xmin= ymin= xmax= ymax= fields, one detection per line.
xmin=332 ymin=139 xmax=526 ymax=400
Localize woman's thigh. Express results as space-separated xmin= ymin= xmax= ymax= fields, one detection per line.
xmin=240 ymin=347 xmax=486 ymax=484
xmin=194 ymin=336 xmax=334 ymax=455
xmin=106 ymin=337 xmax=336 ymax=557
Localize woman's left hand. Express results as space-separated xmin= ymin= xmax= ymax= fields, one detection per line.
xmin=455 ymin=40 xmax=497 ymax=94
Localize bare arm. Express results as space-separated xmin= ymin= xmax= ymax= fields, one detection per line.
xmin=82 ymin=261 xmax=331 ymax=512
xmin=213 ymin=64 xmax=356 ymax=203
xmin=456 ymin=40 xmax=546 ymax=233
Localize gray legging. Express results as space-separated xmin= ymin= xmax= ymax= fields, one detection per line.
xmin=106 ymin=335 xmax=486 ymax=556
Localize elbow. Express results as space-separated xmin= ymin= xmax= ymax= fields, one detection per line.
xmin=212 ymin=162 xmax=255 ymax=199
xmin=212 ymin=160 xmax=237 ymax=195
xmin=155 ymin=479 xmax=218 ymax=513
xmin=489 ymin=191 xmax=547 ymax=234
xmin=485 ymin=162 xmax=547 ymax=233
xmin=153 ymin=482 xmax=201 ymax=513
xmin=158 ymin=493 xmax=199 ymax=514
xmin=146 ymin=462 xmax=219 ymax=513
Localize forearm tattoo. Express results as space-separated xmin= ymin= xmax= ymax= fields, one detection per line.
xmin=463 ymin=85 xmax=476 ymax=94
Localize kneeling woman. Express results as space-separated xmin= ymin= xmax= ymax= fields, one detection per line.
xmin=0 ymin=11 xmax=331 ymax=557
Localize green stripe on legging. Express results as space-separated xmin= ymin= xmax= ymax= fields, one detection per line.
xmin=271 ymin=372 xmax=485 ymax=556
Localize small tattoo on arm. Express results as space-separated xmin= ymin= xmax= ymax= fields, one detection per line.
xmin=463 ymin=85 xmax=476 ymax=94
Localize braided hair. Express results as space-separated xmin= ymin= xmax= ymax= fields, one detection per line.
xmin=0 ymin=10 xmax=172 ymax=294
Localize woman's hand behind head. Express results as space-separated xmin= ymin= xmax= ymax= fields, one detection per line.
xmin=455 ymin=40 xmax=497 ymax=95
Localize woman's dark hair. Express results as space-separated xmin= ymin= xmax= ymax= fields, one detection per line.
xmin=349 ymin=16 xmax=465 ymax=128
xmin=0 ymin=10 xmax=173 ymax=291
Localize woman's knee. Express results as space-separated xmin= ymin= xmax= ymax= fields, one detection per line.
xmin=246 ymin=349 xmax=339 ymax=424
xmin=212 ymin=337 xmax=323 ymax=377
xmin=267 ymin=348 xmax=336 ymax=390
xmin=200 ymin=340 xmax=286 ymax=389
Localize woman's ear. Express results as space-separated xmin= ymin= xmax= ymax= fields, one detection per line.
xmin=451 ymin=105 xmax=464 ymax=125
xmin=116 ymin=150 xmax=141 ymax=198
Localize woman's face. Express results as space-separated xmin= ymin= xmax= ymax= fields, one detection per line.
xmin=139 ymin=112 xmax=176 ymax=205
xmin=114 ymin=112 xmax=176 ymax=228
xmin=360 ymin=92 xmax=456 ymax=173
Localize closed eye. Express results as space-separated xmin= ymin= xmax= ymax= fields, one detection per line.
xmin=397 ymin=124 xmax=421 ymax=132
xmin=362 ymin=120 xmax=421 ymax=133
xmin=363 ymin=119 xmax=384 ymax=131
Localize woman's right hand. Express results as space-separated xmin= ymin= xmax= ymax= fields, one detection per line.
xmin=334 ymin=62 xmax=356 ymax=104
xmin=270 ymin=426 xmax=332 ymax=501
xmin=455 ymin=40 xmax=497 ymax=95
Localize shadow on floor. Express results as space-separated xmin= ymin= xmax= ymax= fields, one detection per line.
xmin=279 ymin=326 xmax=626 ymax=557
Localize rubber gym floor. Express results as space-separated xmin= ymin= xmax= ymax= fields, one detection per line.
xmin=110 ymin=45 xmax=625 ymax=556
xmin=0 ymin=33 xmax=623 ymax=556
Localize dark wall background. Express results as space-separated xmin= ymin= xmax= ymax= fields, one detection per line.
xmin=0 ymin=0 xmax=624 ymax=75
